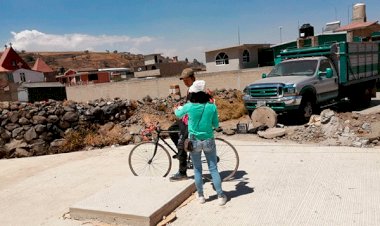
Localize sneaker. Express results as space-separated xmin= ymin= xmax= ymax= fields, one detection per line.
xmin=197 ymin=194 xmax=206 ymax=204
xmin=169 ymin=172 xmax=188 ymax=182
xmin=218 ymin=194 xmax=227 ymax=206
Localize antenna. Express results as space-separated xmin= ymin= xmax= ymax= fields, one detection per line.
xmin=335 ymin=7 xmax=337 ymax=20
xmin=238 ymin=25 xmax=241 ymax=45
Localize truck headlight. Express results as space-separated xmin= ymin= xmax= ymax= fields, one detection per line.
xmin=283 ymin=86 xmax=296 ymax=96
xmin=243 ymin=87 xmax=249 ymax=95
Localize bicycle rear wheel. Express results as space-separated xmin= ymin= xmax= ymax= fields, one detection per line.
xmin=202 ymin=138 xmax=239 ymax=181
xmin=129 ymin=142 xmax=172 ymax=177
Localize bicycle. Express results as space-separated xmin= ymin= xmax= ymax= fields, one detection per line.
xmin=128 ymin=124 xmax=239 ymax=181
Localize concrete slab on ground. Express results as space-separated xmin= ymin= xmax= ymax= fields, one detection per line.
xmin=70 ymin=177 xmax=195 ymax=226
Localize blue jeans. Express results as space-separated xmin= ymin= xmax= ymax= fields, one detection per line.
xmin=190 ymin=138 xmax=223 ymax=197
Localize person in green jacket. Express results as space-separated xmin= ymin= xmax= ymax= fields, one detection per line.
xmin=174 ymin=80 xmax=227 ymax=206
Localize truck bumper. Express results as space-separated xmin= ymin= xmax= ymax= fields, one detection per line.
xmin=243 ymin=95 xmax=302 ymax=112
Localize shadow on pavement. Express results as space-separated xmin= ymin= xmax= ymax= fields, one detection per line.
xmin=209 ymin=170 xmax=254 ymax=201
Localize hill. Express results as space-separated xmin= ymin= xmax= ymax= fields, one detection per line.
xmin=18 ymin=51 xmax=145 ymax=72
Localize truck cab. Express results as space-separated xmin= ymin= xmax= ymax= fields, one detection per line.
xmin=243 ymin=56 xmax=338 ymax=119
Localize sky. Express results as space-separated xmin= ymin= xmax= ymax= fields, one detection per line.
xmin=1 ymin=0 xmax=380 ymax=63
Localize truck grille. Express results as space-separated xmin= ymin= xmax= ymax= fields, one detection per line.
xmin=248 ymin=87 xmax=281 ymax=97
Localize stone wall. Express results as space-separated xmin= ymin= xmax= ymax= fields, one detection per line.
xmin=0 ymin=99 xmax=136 ymax=159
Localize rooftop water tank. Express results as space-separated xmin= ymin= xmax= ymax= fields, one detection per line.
xmin=352 ymin=3 xmax=366 ymax=23
xmin=299 ymin=23 xmax=314 ymax=39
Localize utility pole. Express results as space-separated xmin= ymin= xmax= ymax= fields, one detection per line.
xmin=279 ymin=26 xmax=283 ymax=43
xmin=238 ymin=25 xmax=241 ymax=45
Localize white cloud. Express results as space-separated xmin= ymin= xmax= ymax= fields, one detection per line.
xmin=9 ymin=29 xmax=155 ymax=52
xmin=8 ymin=29 xmax=206 ymax=63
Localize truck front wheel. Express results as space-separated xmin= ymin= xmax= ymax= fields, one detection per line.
xmin=298 ymin=97 xmax=316 ymax=122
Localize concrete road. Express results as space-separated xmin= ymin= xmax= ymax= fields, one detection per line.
xmin=1 ymin=139 xmax=380 ymax=226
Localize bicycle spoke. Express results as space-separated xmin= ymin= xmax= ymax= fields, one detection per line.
xmin=201 ymin=138 xmax=239 ymax=181
xmin=129 ymin=142 xmax=172 ymax=177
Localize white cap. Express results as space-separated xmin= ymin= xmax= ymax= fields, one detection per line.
xmin=189 ymin=80 xmax=206 ymax=93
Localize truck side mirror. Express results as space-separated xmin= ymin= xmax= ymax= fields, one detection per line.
xmin=326 ymin=68 xmax=333 ymax=78
xmin=262 ymin=73 xmax=267 ymax=78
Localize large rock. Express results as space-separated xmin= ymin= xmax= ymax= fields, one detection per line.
xmin=32 ymin=115 xmax=47 ymax=124
xmin=363 ymin=121 xmax=380 ymax=142
xmin=5 ymin=139 xmax=28 ymax=151
xmin=49 ymin=139 xmax=66 ymax=154
xmin=14 ymin=148 xmax=31 ymax=158
xmin=24 ymin=127 xmax=37 ymax=142
xmin=10 ymin=112 xmax=19 ymax=123
xmin=251 ymin=106 xmax=277 ymax=128
xmin=0 ymin=101 xmax=10 ymax=109
xmin=321 ymin=115 xmax=341 ymax=137
xmin=0 ymin=128 xmax=11 ymax=140
xmin=320 ymin=109 xmax=335 ymax=124
xmin=47 ymin=115 xmax=59 ymax=123
xmin=18 ymin=117 xmax=30 ymax=125
xmin=12 ymin=127 xmax=24 ymax=138
xmin=5 ymin=123 xmax=19 ymax=131
xmin=30 ymin=140 xmax=48 ymax=156
xmin=258 ymin=127 xmax=286 ymax=139
xmin=62 ymin=112 xmax=79 ymax=122
xmin=34 ymin=124 xmax=46 ymax=133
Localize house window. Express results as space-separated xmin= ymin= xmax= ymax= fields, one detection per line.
xmin=243 ymin=50 xmax=250 ymax=63
xmin=20 ymin=72 xmax=26 ymax=82
xmin=216 ymin=52 xmax=229 ymax=65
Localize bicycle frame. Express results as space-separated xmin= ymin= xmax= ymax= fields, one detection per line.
xmin=149 ymin=128 xmax=179 ymax=163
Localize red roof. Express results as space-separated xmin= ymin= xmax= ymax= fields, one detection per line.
xmin=32 ymin=58 xmax=54 ymax=73
xmin=335 ymin=21 xmax=379 ymax=32
xmin=0 ymin=47 xmax=31 ymax=72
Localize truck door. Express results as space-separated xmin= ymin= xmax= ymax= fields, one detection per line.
xmin=314 ymin=59 xmax=339 ymax=102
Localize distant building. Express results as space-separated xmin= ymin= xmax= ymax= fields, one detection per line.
xmin=133 ymin=54 xmax=188 ymax=78
xmin=12 ymin=68 xmax=45 ymax=83
xmin=32 ymin=58 xmax=57 ymax=82
xmin=98 ymin=67 xmax=133 ymax=80
xmin=17 ymin=82 xmax=66 ymax=102
xmin=0 ymin=46 xmax=66 ymax=102
xmin=333 ymin=3 xmax=380 ymax=42
xmin=204 ymin=44 xmax=270 ymax=73
xmin=57 ymin=68 xmax=110 ymax=86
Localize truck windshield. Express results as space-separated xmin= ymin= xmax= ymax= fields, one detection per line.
xmin=268 ymin=60 xmax=318 ymax=76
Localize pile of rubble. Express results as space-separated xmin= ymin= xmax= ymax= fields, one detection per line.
xmin=284 ymin=109 xmax=380 ymax=147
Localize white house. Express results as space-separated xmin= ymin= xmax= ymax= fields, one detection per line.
xmin=205 ymin=44 xmax=270 ymax=73
xmin=12 ymin=68 xmax=45 ymax=83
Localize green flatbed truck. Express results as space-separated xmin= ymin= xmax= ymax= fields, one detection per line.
xmin=243 ymin=41 xmax=380 ymax=120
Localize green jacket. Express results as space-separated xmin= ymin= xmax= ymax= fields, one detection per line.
xmin=175 ymin=102 xmax=219 ymax=140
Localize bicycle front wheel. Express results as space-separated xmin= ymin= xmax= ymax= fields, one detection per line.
xmin=202 ymin=138 xmax=239 ymax=181
xmin=128 ymin=142 xmax=172 ymax=177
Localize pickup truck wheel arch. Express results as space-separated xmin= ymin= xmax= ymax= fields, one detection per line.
xmin=298 ymin=90 xmax=317 ymax=121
